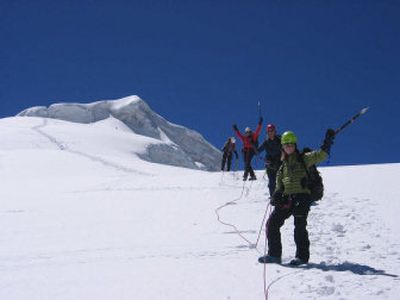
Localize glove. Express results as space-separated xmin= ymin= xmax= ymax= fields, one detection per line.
xmin=270 ymin=190 xmax=283 ymax=206
xmin=233 ymin=124 xmax=238 ymax=131
xmin=258 ymin=117 xmax=263 ymax=125
xmin=235 ymin=152 xmax=239 ymax=159
xmin=325 ymin=128 xmax=336 ymax=140
xmin=321 ymin=128 xmax=336 ymax=154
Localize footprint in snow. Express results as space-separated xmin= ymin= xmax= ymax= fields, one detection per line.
xmin=331 ymin=223 xmax=346 ymax=235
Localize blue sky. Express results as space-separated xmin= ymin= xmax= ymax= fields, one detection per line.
xmin=1 ymin=0 xmax=399 ymax=166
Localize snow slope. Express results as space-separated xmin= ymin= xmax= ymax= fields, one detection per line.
xmin=0 ymin=116 xmax=399 ymax=300
xmin=17 ymin=96 xmax=221 ymax=171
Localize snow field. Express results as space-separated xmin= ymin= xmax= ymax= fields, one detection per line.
xmin=0 ymin=116 xmax=399 ymax=299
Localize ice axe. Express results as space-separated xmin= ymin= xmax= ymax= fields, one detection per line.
xmin=335 ymin=107 xmax=369 ymax=135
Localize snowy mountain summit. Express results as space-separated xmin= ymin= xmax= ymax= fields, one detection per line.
xmin=18 ymin=95 xmax=221 ymax=171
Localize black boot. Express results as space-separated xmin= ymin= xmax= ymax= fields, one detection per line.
xmin=289 ymin=257 xmax=308 ymax=266
xmin=258 ymin=255 xmax=282 ymax=264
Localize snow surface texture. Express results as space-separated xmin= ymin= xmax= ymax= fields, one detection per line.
xmin=17 ymin=95 xmax=221 ymax=171
xmin=1 ymin=116 xmax=399 ymax=300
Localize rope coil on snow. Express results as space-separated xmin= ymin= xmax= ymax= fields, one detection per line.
xmin=215 ymin=178 xmax=258 ymax=250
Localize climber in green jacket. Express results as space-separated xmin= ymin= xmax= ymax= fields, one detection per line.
xmin=258 ymin=129 xmax=335 ymax=266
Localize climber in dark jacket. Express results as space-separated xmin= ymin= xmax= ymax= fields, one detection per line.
xmin=257 ymin=124 xmax=282 ymax=196
xmin=221 ymin=137 xmax=239 ymax=171
xmin=233 ymin=117 xmax=263 ymax=180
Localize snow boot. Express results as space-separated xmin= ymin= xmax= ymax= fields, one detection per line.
xmin=289 ymin=257 xmax=308 ymax=266
xmin=249 ymin=176 xmax=257 ymax=181
xmin=258 ymin=255 xmax=281 ymax=264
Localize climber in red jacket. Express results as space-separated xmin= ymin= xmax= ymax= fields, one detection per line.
xmin=233 ymin=117 xmax=263 ymax=180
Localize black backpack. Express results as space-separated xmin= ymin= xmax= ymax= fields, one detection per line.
xmin=300 ymin=148 xmax=324 ymax=202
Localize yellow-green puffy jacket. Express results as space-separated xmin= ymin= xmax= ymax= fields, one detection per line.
xmin=276 ymin=149 xmax=328 ymax=195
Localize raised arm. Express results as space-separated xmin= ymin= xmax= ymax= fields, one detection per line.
xmin=233 ymin=124 xmax=244 ymax=142
xmin=303 ymin=128 xmax=336 ymax=167
xmin=253 ymin=117 xmax=263 ymax=140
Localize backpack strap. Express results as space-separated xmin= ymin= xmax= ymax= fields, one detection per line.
xmin=275 ymin=163 xmax=284 ymax=192
xmin=299 ymin=153 xmax=311 ymax=180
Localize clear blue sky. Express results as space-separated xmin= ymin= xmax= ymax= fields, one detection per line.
xmin=1 ymin=0 xmax=399 ymax=166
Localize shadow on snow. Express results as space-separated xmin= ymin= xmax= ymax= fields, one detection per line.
xmin=293 ymin=261 xmax=398 ymax=278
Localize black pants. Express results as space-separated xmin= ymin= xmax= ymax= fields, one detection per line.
xmin=221 ymin=152 xmax=233 ymax=171
xmin=243 ymin=150 xmax=255 ymax=179
xmin=266 ymin=160 xmax=281 ymax=196
xmin=266 ymin=168 xmax=278 ymax=196
xmin=267 ymin=194 xmax=311 ymax=262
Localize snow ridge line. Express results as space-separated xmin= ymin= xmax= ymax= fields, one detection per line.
xmin=32 ymin=118 xmax=66 ymax=150
xmin=31 ymin=118 xmax=152 ymax=176
xmin=69 ymin=185 xmax=232 ymax=194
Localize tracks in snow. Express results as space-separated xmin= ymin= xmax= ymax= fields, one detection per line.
xmin=31 ymin=118 xmax=152 ymax=176
xmin=267 ymin=191 xmax=400 ymax=299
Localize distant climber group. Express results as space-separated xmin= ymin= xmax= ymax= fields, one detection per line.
xmin=221 ymin=116 xmax=336 ymax=266
xmin=223 ymin=117 xmax=282 ymax=189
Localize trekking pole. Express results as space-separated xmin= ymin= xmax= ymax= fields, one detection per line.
xmin=235 ymin=156 xmax=239 ymax=172
xmin=335 ymin=107 xmax=369 ymax=135
xmin=258 ymin=100 xmax=262 ymax=119
xmin=237 ymin=157 xmax=240 ymax=179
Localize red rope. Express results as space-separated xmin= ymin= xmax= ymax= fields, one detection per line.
xmin=217 ymin=174 xmax=274 ymax=299
xmin=215 ymin=181 xmax=257 ymax=248
xmin=255 ymin=202 xmax=270 ymax=250
xmin=262 ymin=205 xmax=305 ymax=299
xmin=263 ymin=205 xmax=273 ymax=300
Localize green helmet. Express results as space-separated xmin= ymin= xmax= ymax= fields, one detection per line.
xmin=281 ymin=131 xmax=297 ymax=144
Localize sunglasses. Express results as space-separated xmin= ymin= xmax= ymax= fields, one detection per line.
xmin=282 ymin=143 xmax=295 ymax=148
